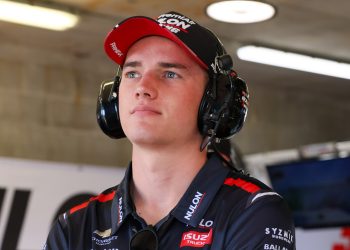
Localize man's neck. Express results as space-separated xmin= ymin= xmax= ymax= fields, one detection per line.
xmin=130 ymin=143 xmax=207 ymax=225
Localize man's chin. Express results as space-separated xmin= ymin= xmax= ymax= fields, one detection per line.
xmin=126 ymin=132 xmax=163 ymax=146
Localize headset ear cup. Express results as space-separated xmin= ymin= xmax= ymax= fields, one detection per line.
xmin=232 ymin=77 xmax=249 ymax=134
xmin=216 ymin=75 xmax=249 ymax=138
xmin=96 ymin=77 xmax=126 ymax=139
xmin=198 ymin=81 xmax=215 ymax=136
xmin=213 ymin=74 xmax=234 ymax=138
xmin=197 ymin=72 xmax=249 ymax=140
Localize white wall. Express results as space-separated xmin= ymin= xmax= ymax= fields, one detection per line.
xmin=0 ymin=157 xmax=125 ymax=250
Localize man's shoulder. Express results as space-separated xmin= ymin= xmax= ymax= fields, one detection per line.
xmin=46 ymin=185 xmax=121 ymax=249
xmin=219 ymin=171 xmax=283 ymax=210
xmin=61 ymin=185 xmax=119 ymax=223
xmin=215 ymin=170 xmax=294 ymax=230
xmin=217 ymin=172 xmax=296 ymax=249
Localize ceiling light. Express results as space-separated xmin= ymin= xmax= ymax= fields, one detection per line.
xmin=0 ymin=0 xmax=79 ymax=31
xmin=206 ymin=0 xmax=276 ymax=24
xmin=237 ymin=45 xmax=350 ymax=80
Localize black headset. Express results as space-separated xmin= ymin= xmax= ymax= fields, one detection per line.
xmin=96 ymin=44 xmax=249 ymax=150
xmin=96 ymin=66 xmax=125 ymax=139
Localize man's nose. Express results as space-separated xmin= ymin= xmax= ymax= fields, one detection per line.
xmin=135 ymin=74 xmax=158 ymax=99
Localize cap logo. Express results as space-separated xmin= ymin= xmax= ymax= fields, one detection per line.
xmin=158 ymin=13 xmax=195 ymax=34
xmin=109 ymin=42 xmax=123 ymax=57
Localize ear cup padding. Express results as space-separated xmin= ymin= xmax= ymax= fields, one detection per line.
xmin=96 ymin=78 xmax=126 ymax=139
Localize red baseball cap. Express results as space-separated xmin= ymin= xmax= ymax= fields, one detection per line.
xmin=104 ymin=11 xmax=224 ymax=77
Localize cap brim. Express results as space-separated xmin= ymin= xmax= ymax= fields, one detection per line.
xmin=104 ymin=16 xmax=207 ymax=69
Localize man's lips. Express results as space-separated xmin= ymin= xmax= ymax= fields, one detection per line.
xmin=131 ymin=105 xmax=161 ymax=115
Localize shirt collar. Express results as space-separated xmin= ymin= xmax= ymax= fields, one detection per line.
xmin=111 ymin=154 xmax=230 ymax=233
xmin=111 ymin=164 xmax=134 ymax=235
xmin=171 ymin=154 xmax=230 ymax=227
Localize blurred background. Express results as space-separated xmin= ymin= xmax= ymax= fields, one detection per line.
xmin=1 ymin=0 xmax=349 ymax=167
xmin=0 ymin=0 xmax=349 ymax=249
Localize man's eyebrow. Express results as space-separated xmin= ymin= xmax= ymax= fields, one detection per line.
xmin=158 ymin=62 xmax=187 ymax=69
xmin=123 ymin=61 xmax=188 ymax=70
xmin=123 ymin=61 xmax=141 ymax=68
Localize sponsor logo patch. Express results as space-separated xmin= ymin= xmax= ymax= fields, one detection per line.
xmin=92 ymin=229 xmax=117 ymax=246
xmin=180 ymin=229 xmax=213 ymax=248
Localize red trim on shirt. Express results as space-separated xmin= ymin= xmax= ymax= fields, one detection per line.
xmin=224 ymin=178 xmax=261 ymax=193
xmin=70 ymin=191 xmax=116 ymax=214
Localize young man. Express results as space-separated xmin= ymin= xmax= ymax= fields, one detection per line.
xmin=44 ymin=11 xmax=295 ymax=250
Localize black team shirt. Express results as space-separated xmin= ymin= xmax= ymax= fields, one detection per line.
xmin=44 ymin=154 xmax=296 ymax=249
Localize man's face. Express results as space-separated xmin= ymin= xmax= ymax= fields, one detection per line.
xmin=118 ymin=36 xmax=207 ymax=148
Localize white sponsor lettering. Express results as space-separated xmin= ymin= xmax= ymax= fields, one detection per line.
xmin=118 ymin=197 xmax=123 ymax=223
xmin=91 ymin=235 xmax=118 ymax=246
xmin=264 ymin=244 xmax=289 ymax=250
xmin=184 ymin=191 xmax=204 ymax=221
xmin=180 ymin=229 xmax=213 ymax=248
xmin=157 ymin=14 xmax=195 ymax=34
xmin=158 ymin=14 xmax=196 ymax=25
xmin=184 ymin=233 xmax=209 ymax=241
xmin=265 ymin=227 xmax=294 ymax=244
xmin=199 ymin=219 xmax=213 ymax=228
xmin=110 ymin=42 xmax=123 ymax=57
xmin=158 ymin=18 xmax=191 ymax=30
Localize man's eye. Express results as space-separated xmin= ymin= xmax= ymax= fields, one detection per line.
xmin=125 ymin=72 xmax=139 ymax=78
xmin=165 ymin=71 xmax=178 ymax=79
